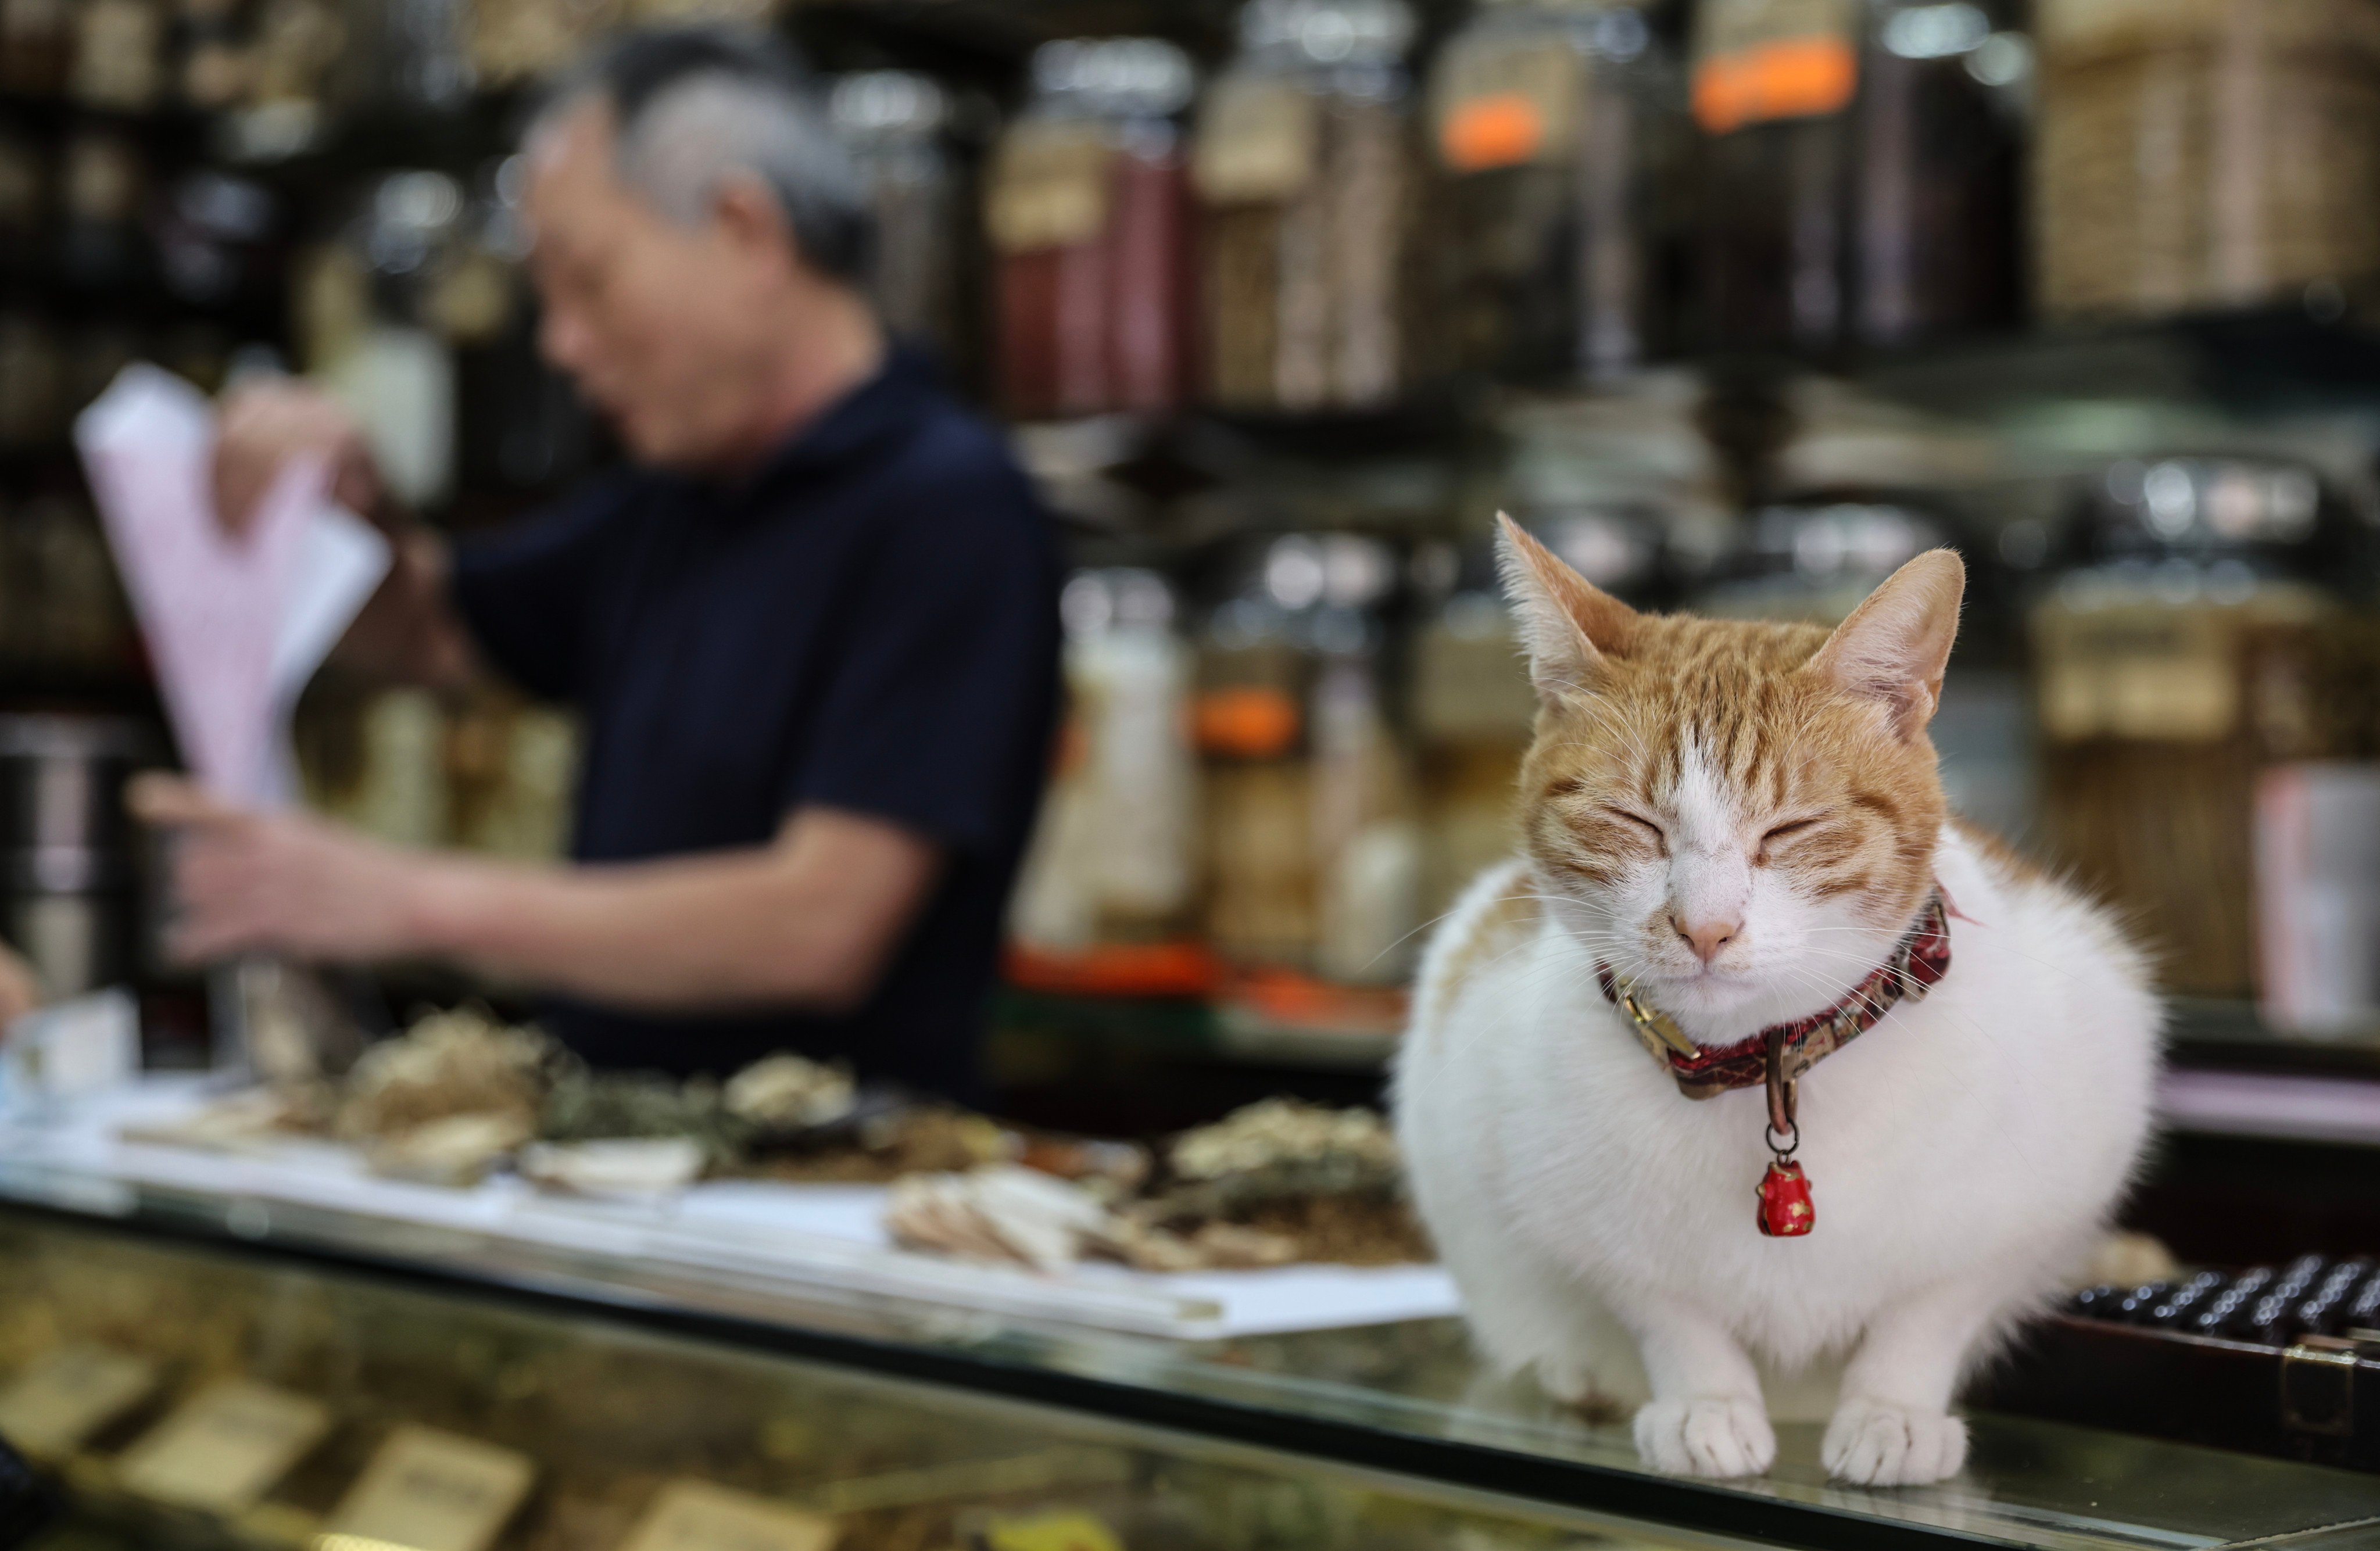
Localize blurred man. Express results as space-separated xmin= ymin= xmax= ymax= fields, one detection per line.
xmin=136 ymin=28 xmax=1060 ymax=1098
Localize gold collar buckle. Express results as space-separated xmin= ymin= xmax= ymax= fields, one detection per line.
xmin=1617 ymin=986 xmax=1701 ymax=1059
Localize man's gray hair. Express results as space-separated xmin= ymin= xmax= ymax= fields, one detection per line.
xmin=532 ymin=26 xmax=872 ymax=284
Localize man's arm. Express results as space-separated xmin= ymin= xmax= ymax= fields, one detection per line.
xmin=213 ymin=379 xmax=477 ymax=692
xmin=133 ymin=777 xmax=942 ymax=1013
xmin=0 ymin=941 xmax=38 ymax=1027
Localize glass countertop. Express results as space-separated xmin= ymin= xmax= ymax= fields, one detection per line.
xmin=0 ymin=1155 xmax=2372 ymax=1551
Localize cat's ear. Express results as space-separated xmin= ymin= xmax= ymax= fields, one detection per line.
xmin=1806 ymin=549 xmax=1966 ymax=737
xmin=1496 ymin=513 xmax=1640 ymax=699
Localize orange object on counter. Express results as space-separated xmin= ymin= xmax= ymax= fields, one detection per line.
xmin=1223 ymin=967 xmax=1409 ymax=1034
xmin=1004 ymin=940 xmax=1225 ymax=999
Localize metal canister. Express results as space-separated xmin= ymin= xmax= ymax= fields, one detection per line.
xmin=0 ymin=714 xmax=154 ymax=998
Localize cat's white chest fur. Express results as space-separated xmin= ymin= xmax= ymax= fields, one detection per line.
xmin=1395 ymin=825 xmax=2161 ymax=1482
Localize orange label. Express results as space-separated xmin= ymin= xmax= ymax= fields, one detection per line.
xmin=1440 ymin=92 xmax=1547 ymax=171
xmin=1692 ymin=36 xmax=1857 ymax=134
xmin=1195 ymin=686 xmax=1300 ymax=758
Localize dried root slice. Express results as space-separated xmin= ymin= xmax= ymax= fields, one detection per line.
xmin=884 ymin=1166 xmax=1111 ymax=1271
xmin=885 ymin=1168 xmax=1304 ymax=1274
xmin=366 ymin=1111 xmax=532 ymax=1187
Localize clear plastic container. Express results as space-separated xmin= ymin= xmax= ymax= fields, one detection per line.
xmin=989 ymin=38 xmax=1197 ymax=420
xmin=1193 ymin=0 xmax=1419 ymax=412
xmin=1427 ymin=0 xmax=1684 ymax=381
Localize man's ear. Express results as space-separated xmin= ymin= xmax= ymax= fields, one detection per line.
xmin=711 ymin=174 xmax=798 ymax=266
xmin=1805 ymin=549 xmax=1966 ymax=737
xmin=1495 ymin=513 xmax=1640 ymax=700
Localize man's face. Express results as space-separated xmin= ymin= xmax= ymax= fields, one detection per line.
xmin=522 ymin=105 xmax=786 ymax=471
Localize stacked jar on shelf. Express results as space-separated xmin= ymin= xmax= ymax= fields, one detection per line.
xmin=1692 ymin=0 xmax=2027 ymax=353
xmin=2033 ymin=0 xmax=2380 ymax=321
xmin=987 ymin=38 xmax=1199 ymax=421
xmin=1191 ymin=0 xmax=1420 ymax=413
xmin=831 ymin=71 xmax=973 ymax=381
xmin=1426 ymin=0 xmax=1683 ymax=382
xmin=1197 ymin=535 xmax=1420 ymax=999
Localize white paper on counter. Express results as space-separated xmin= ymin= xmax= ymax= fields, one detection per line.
xmin=673 ymin=1179 xmax=1465 ymax=1337
xmin=75 ymin=364 xmax=390 ymax=809
xmin=0 ymin=1081 xmax=1463 ymax=1339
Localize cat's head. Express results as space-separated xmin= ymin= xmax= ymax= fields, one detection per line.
xmin=1499 ymin=515 xmax=1963 ymax=1039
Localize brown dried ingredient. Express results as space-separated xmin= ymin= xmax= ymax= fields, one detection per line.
xmin=336 ymin=1008 xmax=554 ymax=1141
xmin=746 ymin=1106 xmax=1013 ymax=1184
xmin=1230 ymin=1194 xmax=1433 ymax=1267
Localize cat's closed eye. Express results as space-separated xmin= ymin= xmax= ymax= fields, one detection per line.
xmin=1607 ymin=808 xmax=1667 ymax=852
xmin=1758 ymin=816 xmax=1824 ymax=862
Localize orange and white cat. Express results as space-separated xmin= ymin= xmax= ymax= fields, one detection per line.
xmin=1395 ymin=518 xmax=2159 ymax=1486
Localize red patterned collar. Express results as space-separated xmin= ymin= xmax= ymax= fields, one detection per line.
xmin=1595 ymin=891 xmax=1953 ymax=1101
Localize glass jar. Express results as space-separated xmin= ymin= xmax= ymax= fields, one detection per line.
xmin=2033 ymin=457 xmax=2363 ymax=1003
xmin=1427 ymin=0 xmax=1683 ymax=382
xmin=989 ymin=38 xmax=1197 ymax=421
xmin=2035 ymin=0 xmax=2380 ymax=321
xmin=832 ymin=71 xmax=968 ymax=371
xmin=1198 ymin=534 xmax=1418 ymax=985
xmin=1695 ymin=0 xmax=2025 ymax=353
xmin=1193 ymin=0 xmax=1419 ymax=412
xmin=1010 ymin=569 xmax=1201 ymax=957
xmin=1853 ymin=0 xmax=2027 ymax=347
xmin=67 ymin=0 xmax=166 ymax=110
xmin=56 ymin=131 xmax=147 ymax=293
xmin=307 ymin=170 xmax=473 ymax=510
xmin=0 ymin=0 xmax=73 ymax=96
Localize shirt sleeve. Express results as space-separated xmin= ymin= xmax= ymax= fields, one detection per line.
xmin=792 ymin=451 xmax=1062 ymax=857
xmin=447 ymin=479 xmax=637 ymax=703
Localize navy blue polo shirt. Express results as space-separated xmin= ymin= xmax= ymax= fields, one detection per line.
xmin=449 ymin=352 xmax=1060 ymax=1099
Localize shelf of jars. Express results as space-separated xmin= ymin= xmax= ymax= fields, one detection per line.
xmin=13 ymin=0 xmax=2380 ymax=1068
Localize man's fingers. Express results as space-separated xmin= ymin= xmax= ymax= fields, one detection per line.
xmin=127 ymin=772 xmax=241 ymax=829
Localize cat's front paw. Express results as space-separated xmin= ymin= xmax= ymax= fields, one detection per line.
xmin=1633 ymin=1398 xmax=1776 ymax=1478
xmin=1823 ymin=1398 xmax=1967 ymax=1486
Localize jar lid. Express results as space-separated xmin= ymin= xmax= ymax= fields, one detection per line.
xmin=830 ymin=71 xmax=949 ymax=138
xmin=1030 ymin=38 xmax=1197 ymax=117
xmin=0 ymin=714 xmax=155 ymax=761
xmin=1239 ymin=0 xmax=1418 ymax=66
xmin=2086 ymin=457 xmax=2325 ymax=556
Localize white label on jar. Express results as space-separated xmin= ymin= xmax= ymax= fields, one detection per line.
xmin=1194 ymin=76 xmax=1320 ymax=203
xmin=985 ymin=121 xmax=1113 ymax=253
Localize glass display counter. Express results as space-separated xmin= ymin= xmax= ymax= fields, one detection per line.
xmin=0 ymin=1172 xmax=2371 ymax=1551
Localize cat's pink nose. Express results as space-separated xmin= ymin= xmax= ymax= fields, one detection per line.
xmin=1672 ymin=914 xmax=1739 ymax=964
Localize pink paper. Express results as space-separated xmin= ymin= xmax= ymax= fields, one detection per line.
xmin=76 ymin=366 xmax=323 ymax=808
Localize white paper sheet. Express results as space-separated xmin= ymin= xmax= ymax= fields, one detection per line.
xmin=76 ymin=365 xmax=390 ymax=809
xmin=0 ymin=1082 xmax=1463 ymax=1338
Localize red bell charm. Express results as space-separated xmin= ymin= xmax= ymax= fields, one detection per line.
xmin=1756 ymin=1159 xmax=1815 ymax=1237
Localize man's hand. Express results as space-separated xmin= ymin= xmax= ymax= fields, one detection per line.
xmin=213 ymin=378 xmax=382 ymax=534
xmin=0 ymin=941 xmax=39 ymax=1029
xmin=130 ymin=775 xmax=430 ymax=965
